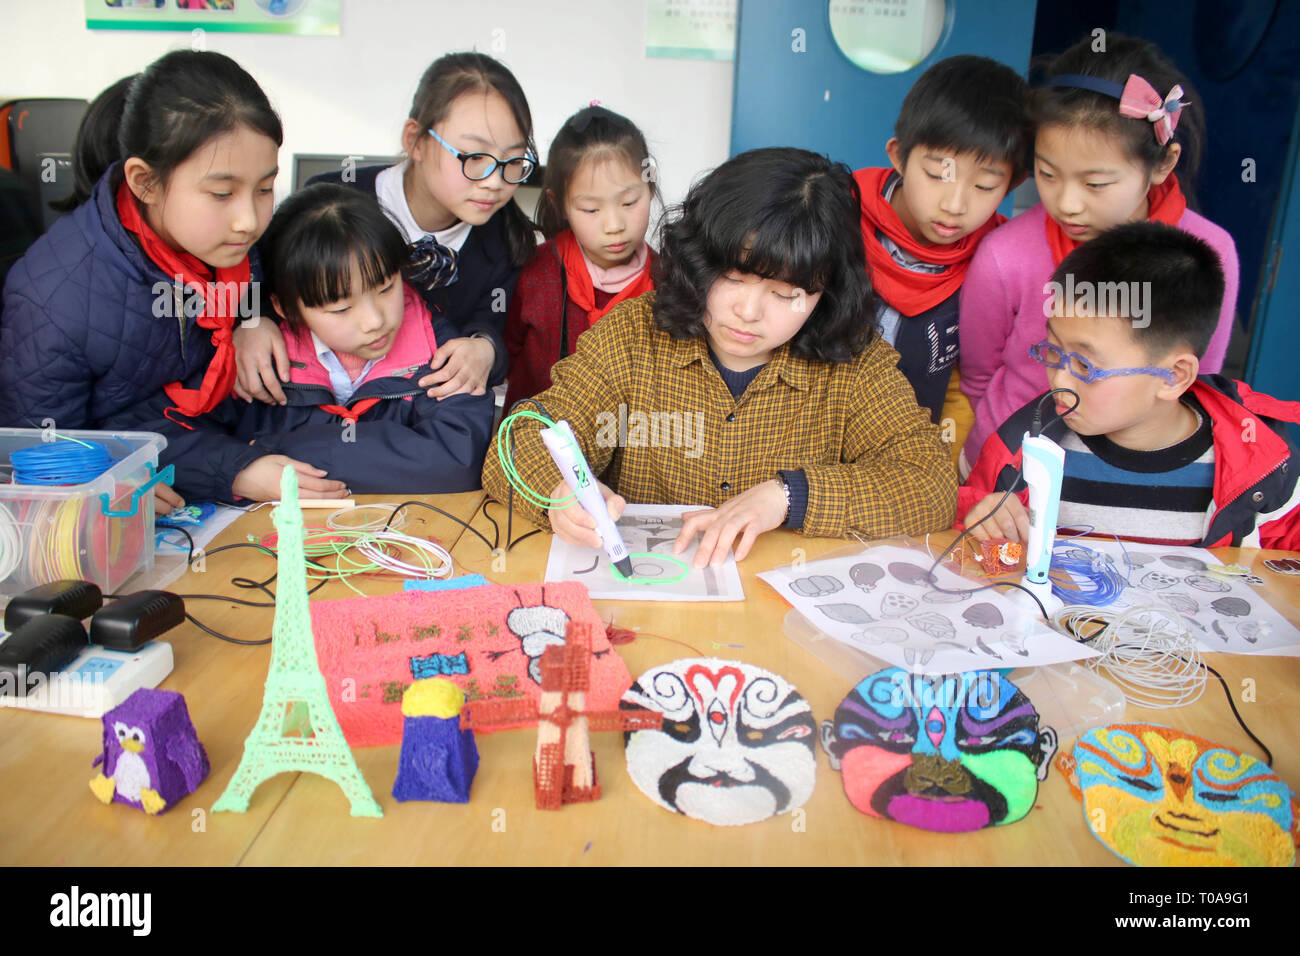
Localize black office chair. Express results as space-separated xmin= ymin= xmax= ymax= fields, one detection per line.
xmin=0 ymin=98 xmax=88 ymax=234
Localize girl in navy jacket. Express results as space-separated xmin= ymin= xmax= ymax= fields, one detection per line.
xmin=234 ymin=52 xmax=538 ymax=406
xmin=0 ymin=51 xmax=347 ymax=507
xmin=235 ymin=185 xmax=493 ymax=493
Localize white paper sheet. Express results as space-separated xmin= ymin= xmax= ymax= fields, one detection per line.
xmin=1057 ymin=540 xmax=1300 ymax=657
xmin=544 ymin=504 xmax=745 ymax=601
xmin=759 ymin=544 xmax=1099 ymax=674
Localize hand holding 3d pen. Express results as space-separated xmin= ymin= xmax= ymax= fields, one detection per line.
xmin=542 ymin=419 xmax=780 ymax=571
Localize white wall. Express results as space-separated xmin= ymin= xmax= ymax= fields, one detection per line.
xmin=4 ymin=0 xmax=735 ymax=212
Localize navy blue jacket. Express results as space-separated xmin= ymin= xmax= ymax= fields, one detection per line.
xmin=232 ymin=312 xmax=495 ymax=495
xmin=887 ymin=289 xmax=960 ymax=424
xmin=0 ymin=168 xmax=262 ymax=502
xmin=307 ymin=164 xmax=519 ymax=387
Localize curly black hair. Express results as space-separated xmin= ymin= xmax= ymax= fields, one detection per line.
xmin=652 ymin=147 xmax=876 ymax=364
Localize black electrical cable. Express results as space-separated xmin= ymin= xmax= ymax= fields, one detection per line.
xmin=160 ymin=498 xmax=506 ymax=645
xmin=1199 ymin=658 xmax=1273 ymax=767
xmin=483 ymin=499 xmax=543 ymax=552
xmin=1066 ymin=613 xmax=1279 ymax=770
xmin=380 ymin=498 xmax=497 ymax=552
xmin=923 ymin=387 xmax=1082 ymax=620
xmin=138 ymin=528 xmax=334 ymax=645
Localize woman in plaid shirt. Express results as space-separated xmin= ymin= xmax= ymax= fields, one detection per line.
xmin=483 ymin=148 xmax=956 ymax=566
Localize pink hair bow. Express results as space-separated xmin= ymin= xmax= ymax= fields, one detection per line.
xmin=1118 ymin=75 xmax=1186 ymax=146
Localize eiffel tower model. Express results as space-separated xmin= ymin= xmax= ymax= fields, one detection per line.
xmin=212 ymin=466 xmax=382 ymax=817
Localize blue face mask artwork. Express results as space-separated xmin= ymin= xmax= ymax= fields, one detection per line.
xmin=821 ymin=667 xmax=1057 ymax=832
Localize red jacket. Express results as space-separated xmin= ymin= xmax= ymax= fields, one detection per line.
xmin=503 ymin=236 xmax=656 ymax=412
xmin=958 ymin=377 xmax=1300 ymax=550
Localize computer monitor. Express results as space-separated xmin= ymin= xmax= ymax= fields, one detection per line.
xmin=291 ymin=154 xmax=401 ymax=192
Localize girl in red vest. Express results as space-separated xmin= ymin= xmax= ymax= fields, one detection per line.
xmin=503 ymin=105 xmax=656 ymax=411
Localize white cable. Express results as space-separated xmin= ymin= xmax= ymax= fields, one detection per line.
xmin=1055 ymin=603 xmax=1206 ymax=709
xmin=0 ymin=505 xmax=21 ymax=584
xmin=326 ymin=502 xmax=409 ymax=532
xmin=355 ymin=529 xmax=452 ymax=579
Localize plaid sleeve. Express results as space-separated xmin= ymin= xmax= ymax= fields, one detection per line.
xmin=801 ymin=338 xmax=958 ymax=538
xmin=481 ymin=296 xmax=644 ymax=528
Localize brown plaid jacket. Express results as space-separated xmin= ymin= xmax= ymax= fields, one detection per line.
xmin=483 ymin=292 xmax=957 ymax=538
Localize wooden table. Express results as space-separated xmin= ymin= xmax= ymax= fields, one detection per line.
xmin=0 ymin=493 xmax=484 ymax=866
xmin=3 ymin=495 xmax=1298 ymax=866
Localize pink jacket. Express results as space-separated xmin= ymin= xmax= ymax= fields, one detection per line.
xmin=958 ymin=203 xmax=1239 ymax=462
xmin=282 ymin=283 xmax=438 ymax=399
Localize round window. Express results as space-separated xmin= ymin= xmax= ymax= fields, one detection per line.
xmin=829 ymin=0 xmax=948 ymax=75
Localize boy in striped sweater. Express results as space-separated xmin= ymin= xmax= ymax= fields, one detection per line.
xmin=958 ymin=222 xmax=1300 ymax=549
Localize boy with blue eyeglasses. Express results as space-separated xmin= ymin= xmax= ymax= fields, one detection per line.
xmin=959 ymin=222 xmax=1300 ymax=549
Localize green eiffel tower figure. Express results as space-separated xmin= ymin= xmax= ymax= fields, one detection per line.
xmin=213 ymin=466 xmax=382 ymax=817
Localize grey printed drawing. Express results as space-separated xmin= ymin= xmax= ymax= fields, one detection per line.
xmin=816 ymin=603 xmax=875 ymax=625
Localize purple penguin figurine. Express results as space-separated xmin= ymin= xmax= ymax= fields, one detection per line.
xmin=90 ymin=688 xmax=209 ymax=815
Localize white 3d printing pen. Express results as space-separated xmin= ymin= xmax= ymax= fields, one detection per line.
xmin=1019 ymin=431 xmax=1065 ymax=615
xmin=538 ymin=419 xmax=634 ymax=577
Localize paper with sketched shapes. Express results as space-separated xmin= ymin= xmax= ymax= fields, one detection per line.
xmin=544 ymin=504 xmax=745 ymax=602
xmin=758 ymin=545 xmax=1099 ymax=674
xmin=1062 ymin=540 xmax=1300 ymax=657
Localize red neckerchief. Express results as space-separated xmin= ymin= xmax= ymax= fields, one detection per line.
xmin=1047 ymin=175 xmax=1187 ymax=265
xmin=116 ymin=180 xmax=248 ymax=425
xmin=557 ymin=229 xmax=654 ymax=328
xmin=853 ymin=167 xmax=1004 ymax=317
xmin=317 ymin=398 xmax=382 ymax=423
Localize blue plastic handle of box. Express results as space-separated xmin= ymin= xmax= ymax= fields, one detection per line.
xmin=98 ymin=463 xmax=175 ymax=518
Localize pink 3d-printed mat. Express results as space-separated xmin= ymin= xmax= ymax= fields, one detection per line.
xmin=310 ymin=582 xmax=631 ymax=747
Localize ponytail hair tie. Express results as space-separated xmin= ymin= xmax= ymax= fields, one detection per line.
xmin=568 ymin=103 xmax=616 ymax=134
xmin=1047 ymin=72 xmax=1188 ymax=146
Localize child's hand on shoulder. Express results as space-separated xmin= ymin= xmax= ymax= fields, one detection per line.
xmin=674 ymin=479 xmax=787 ymax=568
xmin=233 ymin=318 xmax=289 ymax=405
xmin=962 ymin=492 xmax=1029 ymax=544
xmin=419 ymin=336 xmax=494 ymax=399
xmin=547 ymin=479 xmax=626 ymax=549
xmin=233 ymin=455 xmax=349 ymax=502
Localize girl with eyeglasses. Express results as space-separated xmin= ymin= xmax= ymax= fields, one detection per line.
xmin=234 ymin=52 xmax=538 ymax=406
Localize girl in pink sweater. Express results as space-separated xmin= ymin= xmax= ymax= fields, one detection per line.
xmin=958 ymin=34 xmax=1238 ymax=467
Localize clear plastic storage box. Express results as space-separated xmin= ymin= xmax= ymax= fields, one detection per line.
xmin=0 ymin=429 xmax=169 ymax=601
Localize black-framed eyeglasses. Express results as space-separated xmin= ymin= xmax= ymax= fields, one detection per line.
xmin=427 ymin=128 xmax=536 ymax=184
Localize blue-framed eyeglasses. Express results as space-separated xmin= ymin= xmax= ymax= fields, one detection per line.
xmin=1029 ymin=340 xmax=1177 ymax=385
xmin=427 ymin=128 xmax=536 ymax=184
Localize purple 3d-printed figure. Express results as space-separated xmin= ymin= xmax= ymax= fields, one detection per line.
xmin=90 ymin=688 xmax=209 ymax=814
xmin=392 ymin=677 xmax=479 ymax=803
